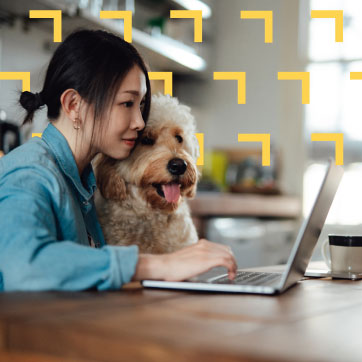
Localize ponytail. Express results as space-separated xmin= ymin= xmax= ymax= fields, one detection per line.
xmin=19 ymin=91 xmax=45 ymax=125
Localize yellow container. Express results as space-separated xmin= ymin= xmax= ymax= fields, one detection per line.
xmin=203 ymin=150 xmax=228 ymax=191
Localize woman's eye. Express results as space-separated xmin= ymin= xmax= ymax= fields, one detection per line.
xmin=141 ymin=137 xmax=155 ymax=145
xmin=122 ymin=101 xmax=134 ymax=108
xmin=175 ymin=135 xmax=183 ymax=143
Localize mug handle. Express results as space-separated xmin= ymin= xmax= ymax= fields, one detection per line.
xmin=321 ymin=239 xmax=331 ymax=270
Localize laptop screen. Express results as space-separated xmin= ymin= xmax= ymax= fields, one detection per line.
xmin=280 ymin=160 xmax=344 ymax=291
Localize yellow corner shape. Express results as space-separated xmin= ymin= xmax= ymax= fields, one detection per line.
xmin=278 ymin=72 xmax=310 ymax=104
xmin=311 ymin=133 xmax=344 ymax=165
xmin=29 ymin=10 xmax=62 ymax=42
xmin=148 ymin=72 xmax=173 ymax=96
xmin=240 ymin=10 xmax=273 ymax=43
xmin=100 ymin=11 xmax=132 ymax=43
xmin=214 ymin=72 xmax=246 ymax=104
xmin=195 ymin=133 xmax=204 ymax=166
xmin=0 ymin=72 xmax=30 ymax=92
xmin=311 ymin=10 xmax=343 ymax=42
xmin=170 ymin=10 xmax=203 ymax=42
xmin=238 ymin=134 xmax=270 ymax=166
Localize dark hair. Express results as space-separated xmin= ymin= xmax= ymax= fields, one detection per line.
xmin=19 ymin=29 xmax=151 ymax=129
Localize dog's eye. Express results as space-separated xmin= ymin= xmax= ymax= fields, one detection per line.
xmin=141 ymin=137 xmax=155 ymax=145
xmin=175 ymin=135 xmax=183 ymax=143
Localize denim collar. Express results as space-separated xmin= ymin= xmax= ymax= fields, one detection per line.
xmin=42 ymin=123 xmax=97 ymax=202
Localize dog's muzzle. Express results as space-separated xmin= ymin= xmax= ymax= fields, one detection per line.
xmin=167 ymin=158 xmax=187 ymax=176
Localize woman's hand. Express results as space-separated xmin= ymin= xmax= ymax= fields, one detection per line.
xmin=132 ymin=239 xmax=237 ymax=282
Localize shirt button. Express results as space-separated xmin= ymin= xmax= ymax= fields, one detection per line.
xmin=83 ymin=200 xmax=89 ymax=205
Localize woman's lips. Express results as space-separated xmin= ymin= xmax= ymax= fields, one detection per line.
xmin=123 ymin=139 xmax=136 ymax=147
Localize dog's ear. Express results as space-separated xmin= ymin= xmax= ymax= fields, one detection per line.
xmin=185 ymin=167 xmax=198 ymax=199
xmin=185 ymin=183 xmax=197 ymax=199
xmin=94 ymin=155 xmax=127 ymax=201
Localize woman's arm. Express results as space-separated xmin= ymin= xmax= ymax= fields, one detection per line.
xmin=0 ymin=169 xmax=138 ymax=291
xmin=133 ymin=239 xmax=237 ymax=282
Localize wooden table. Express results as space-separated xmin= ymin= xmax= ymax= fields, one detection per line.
xmin=1 ymin=267 xmax=362 ymax=362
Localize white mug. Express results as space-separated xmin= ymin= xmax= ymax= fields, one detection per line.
xmin=322 ymin=235 xmax=362 ymax=273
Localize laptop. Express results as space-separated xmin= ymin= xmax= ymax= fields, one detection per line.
xmin=142 ymin=160 xmax=344 ymax=295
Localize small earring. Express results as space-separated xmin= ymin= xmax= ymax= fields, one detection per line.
xmin=73 ymin=117 xmax=81 ymax=130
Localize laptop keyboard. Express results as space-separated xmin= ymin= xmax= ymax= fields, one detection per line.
xmin=212 ymin=271 xmax=282 ymax=286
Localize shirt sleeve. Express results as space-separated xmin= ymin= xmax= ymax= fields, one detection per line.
xmin=0 ymin=169 xmax=139 ymax=292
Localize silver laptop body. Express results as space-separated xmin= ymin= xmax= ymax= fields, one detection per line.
xmin=142 ymin=161 xmax=344 ymax=294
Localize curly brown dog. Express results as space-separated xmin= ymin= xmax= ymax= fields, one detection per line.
xmin=94 ymin=93 xmax=200 ymax=253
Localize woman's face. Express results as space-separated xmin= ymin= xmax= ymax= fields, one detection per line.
xmin=93 ymin=65 xmax=147 ymax=160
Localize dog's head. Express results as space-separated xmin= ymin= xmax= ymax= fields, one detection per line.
xmin=95 ymin=93 xmax=200 ymax=212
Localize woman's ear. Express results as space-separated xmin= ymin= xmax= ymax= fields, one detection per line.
xmin=94 ymin=155 xmax=127 ymax=201
xmin=60 ymin=89 xmax=82 ymax=122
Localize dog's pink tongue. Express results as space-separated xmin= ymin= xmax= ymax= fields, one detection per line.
xmin=162 ymin=183 xmax=181 ymax=203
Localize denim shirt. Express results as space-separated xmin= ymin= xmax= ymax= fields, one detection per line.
xmin=0 ymin=123 xmax=138 ymax=291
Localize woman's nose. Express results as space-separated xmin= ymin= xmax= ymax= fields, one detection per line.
xmin=132 ymin=109 xmax=145 ymax=131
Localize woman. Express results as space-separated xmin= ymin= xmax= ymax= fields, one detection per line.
xmin=0 ymin=29 xmax=236 ymax=291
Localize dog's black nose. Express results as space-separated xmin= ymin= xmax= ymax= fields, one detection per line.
xmin=167 ymin=158 xmax=187 ymax=175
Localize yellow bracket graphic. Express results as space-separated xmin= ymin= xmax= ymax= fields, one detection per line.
xmin=240 ymin=10 xmax=273 ymax=43
xmin=350 ymin=72 xmax=362 ymax=80
xmin=170 ymin=10 xmax=203 ymax=42
xmin=311 ymin=10 xmax=343 ymax=42
xmin=214 ymin=72 xmax=246 ymax=104
xmin=32 ymin=133 xmax=43 ymax=138
xmin=238 ymin=134 xmax=270 ymax=166
xmin=100 ymin=11 xmax=132 ymax=43
xmin=148 ymin=72 xmax=173 ymax=96
xmin=195 ymin=133 xmax=204 ymax=166
xmin=0 ymin=72 xmax=30 ymax=92
xmin=278 ymin=72 xmax=310 ymax=104
xmin=311 ymin=133 xmax=344 ymax=165
xmin=29 ymin=10 xmax=62 ymax=42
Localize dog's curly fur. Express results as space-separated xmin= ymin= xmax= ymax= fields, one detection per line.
xmin=94 ymin=94 xmax=200 ymax=254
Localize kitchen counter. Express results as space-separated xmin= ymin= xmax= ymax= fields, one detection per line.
xmin=188 ymin=192 xmax=301 ymax=237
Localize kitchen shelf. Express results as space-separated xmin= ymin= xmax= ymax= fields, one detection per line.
xmin=70 ymin=7 xmax=207 ymax=73
xmin=189 ymin=192 xmax=301 ymax=218
xmin=0 ymin=0 xmax=208 ymax=74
